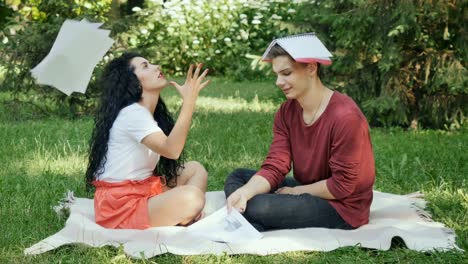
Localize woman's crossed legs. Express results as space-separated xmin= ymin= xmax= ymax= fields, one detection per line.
xmin=148 ymin=161 xmax=207 ymax=227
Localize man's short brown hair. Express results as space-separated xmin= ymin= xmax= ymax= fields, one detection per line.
xmin=266 ymin=44 xmax=322 ymax=78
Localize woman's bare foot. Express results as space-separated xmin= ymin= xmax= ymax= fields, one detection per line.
xmin=193 ymin=211 xmax=205 ymax=222
xmin=177 ymin=211 xmax=205 ymax=226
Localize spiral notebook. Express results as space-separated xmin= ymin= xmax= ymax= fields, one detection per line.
xmin=262 ymin=33 xmax=332 ymax=65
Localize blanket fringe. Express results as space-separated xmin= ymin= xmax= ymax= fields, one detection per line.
xmin=442 ymin=227 xmax=456 ymax=237
xmin=404 ymin=191 xmax=424 ymax=199
xmin=413 ymin=206 xmax=434 ymax=222
xmin=407 ymin=192 xmax=461 ymax=251
xmin=52 ymin=190 xmax=76 ymax=219
xmin=404 ymin=191 xmax=433 ymax=222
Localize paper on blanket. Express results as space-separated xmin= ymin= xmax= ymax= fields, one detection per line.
xmin=31 ymin=19 xmax=114 ymax=96
xmin=262 ymin=33 xmax=332 ymax=65
xmin=187 ymin=206 xmax=263 ymax=244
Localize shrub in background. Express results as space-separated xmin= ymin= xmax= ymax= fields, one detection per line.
xmin=122 ymin=0 xmax=297 ymax=79
xmin=0 ymin=0 xmax=299 ymax=116
xmin=1 ymin=0 xmax=466 ymax=129
xmin=286 ymin=0 xmax=467 ymax=128
xmin=0 ymin=0 xmax=113 ymax=117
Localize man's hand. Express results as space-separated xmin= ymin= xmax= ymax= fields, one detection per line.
xmin=226 ymin=175 xmax=272 ymax=214
xmin=275 ymin=186 xmax=300 ymax=195
xmin=275 ymin=181 xmax=336 ymax=200
xmin=226 ymin=188 xmax=249 ymax=214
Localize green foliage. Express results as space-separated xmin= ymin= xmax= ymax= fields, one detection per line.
xmin=0 ymin=0 xmax=298 ymax=116
xmin=1 ymin=0 xmax=466 ymax=129
xmin=287 ymin=0 xmax=467 ymax=128
xmin=0 ymin=2 xmax=14 ymax=29
xmin=120 ymin=0 xmax=296 ymax=77
xmin=0 ymin=0 xmax=112 ymax=116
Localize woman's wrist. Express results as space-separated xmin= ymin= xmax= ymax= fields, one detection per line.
xmin=181 ymin=98 xmax=197 ymax=109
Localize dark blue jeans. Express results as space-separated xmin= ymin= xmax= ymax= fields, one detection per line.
xmin=224 ymin=168 xmax=353 ymax=232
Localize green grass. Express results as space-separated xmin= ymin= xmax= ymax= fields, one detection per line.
xmin=0 ymin=78 xmax=466 ymax=263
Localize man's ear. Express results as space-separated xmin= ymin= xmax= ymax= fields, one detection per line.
xmin=306 ymin=62 xmax=318 ymax=77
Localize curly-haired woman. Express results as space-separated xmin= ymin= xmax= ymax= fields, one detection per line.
xmin=85 ymin=53 xmax=210 ymax=229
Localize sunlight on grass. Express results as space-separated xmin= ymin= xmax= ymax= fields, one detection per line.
xmin=164 ymin=95 xmax=278 ymax=113
xmin=23 ymin=138 xmax=87 ymax=177
xmin=25 ymin=152 xmax=86 ymax=177
xmin=425 ymin=187 xmax=468 ymax=249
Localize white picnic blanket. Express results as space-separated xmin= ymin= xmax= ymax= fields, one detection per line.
xmin=24 ymin=191 xmax=461 ymax=258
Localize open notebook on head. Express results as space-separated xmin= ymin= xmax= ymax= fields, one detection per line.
xmin=262 ymin=33 xmax=332 ymax=65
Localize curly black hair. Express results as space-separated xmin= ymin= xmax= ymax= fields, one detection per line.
xmin=85 ymin=52 xmax=184 ymax=191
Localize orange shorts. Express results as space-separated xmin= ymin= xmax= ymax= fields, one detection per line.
xmin=92 ymin=176 xmax=165 ymax=229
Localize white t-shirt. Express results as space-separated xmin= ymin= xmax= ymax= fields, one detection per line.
xmin=97 ymin=103 xmax=163 ymax=182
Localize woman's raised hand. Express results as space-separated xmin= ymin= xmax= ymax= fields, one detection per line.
xmin=169 ymin=63 xmax=210 ymax=104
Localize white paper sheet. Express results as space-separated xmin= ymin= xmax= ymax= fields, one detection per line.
xmin=187 ymin=206 xmax=263 ymax=244
xmin=31 ymin=19 xmax=114 ymax=95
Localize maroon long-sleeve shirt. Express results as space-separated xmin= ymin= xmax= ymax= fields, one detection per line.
xmin=257 ymin=91 xmax=375 ymax=228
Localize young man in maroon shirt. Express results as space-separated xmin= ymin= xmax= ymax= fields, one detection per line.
xmin=224 ymin=34 xmax=375 ymax=231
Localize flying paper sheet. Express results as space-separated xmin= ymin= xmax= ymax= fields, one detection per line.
xmin=31 ymin=19 xmax=114 ymax=95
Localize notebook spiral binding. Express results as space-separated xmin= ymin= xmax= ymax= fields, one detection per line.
xmin=272 ymin=32 xmax=316 ymax=41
